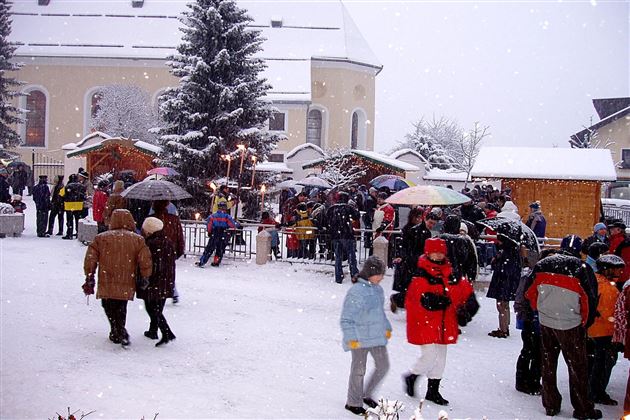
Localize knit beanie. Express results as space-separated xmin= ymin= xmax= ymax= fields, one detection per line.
xmin=459 ymin=223 xmax=468 ymax=234
xmin=588 ymin=242 xmax=609 ymax=260
xmin=593 ymin=222 xmax=607 ymax=233
xmin=357 ymin=255 xmax=386 ymax=279
xmin=142 ymin=217 xmax=164 ymax=236
xmin=443 ymin=214 xmax=461 ymax=235
xmin=425 ymin=238 xmax=447 ymax=255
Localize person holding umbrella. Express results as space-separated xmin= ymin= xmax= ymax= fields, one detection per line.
xmin=487 ymin=233 xmax=522 ymax=338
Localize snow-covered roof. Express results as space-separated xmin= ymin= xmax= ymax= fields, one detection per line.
xmin=66 ymin=137 xmax=161 ymax=158
xmin=62 ymin=131 xmax=112 ymax=150
xmin=285 ymin=143 xmax=326 ymax=159
xmin=424 ymin=168 xmax=469 ymax=182
xmin=471 ymin=147 xmax=617 ymax=181
xmin=352 ymin=150 xmax=420 ymax=172
xmin=389 ymin=148 xmax=429 ymax=163
xmin=255 ymin=162 xmax=293 ymax=174
xmin=10 ymin=1 xmax=381 ymax=101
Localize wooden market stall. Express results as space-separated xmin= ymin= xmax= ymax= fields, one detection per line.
xmin=301 ymin=149 xmax=420 ymax=186
xmin=471 ymin=147 xmax=617 ymax=239
xmin=66 ymin=137 xmax=160 ymax=180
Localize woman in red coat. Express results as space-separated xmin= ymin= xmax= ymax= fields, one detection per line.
xmin=403 ymin=238 xmax=473 ymax=406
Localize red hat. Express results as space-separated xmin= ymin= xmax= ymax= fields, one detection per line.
xmin=424 ymin=238 xmax=447 ymax=255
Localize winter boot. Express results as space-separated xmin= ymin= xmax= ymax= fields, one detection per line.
xmin=156 ymin=332 xmax=176 ymax=347
xmin=363 ymin=398 xmax=378 ymax=408
xmin=344 ymin=405 xmax=366 ymax=416
xmin=210 ymin=255 xmax=221 ymax=266
xmin=572 ymin=409 xmax=602 ymax=420
xmin=404 ymin=373 xmax=419 ymax=397
xmin=144 ymin=330 xmax=158 ymax=340
xmin=425 ymin=378 xmax=449 ymax=406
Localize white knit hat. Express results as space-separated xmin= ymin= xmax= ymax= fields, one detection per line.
xmin=459 ymin=222 xmax=468 ymax=234
xmin=142 ymin=217 xmax=163 ymax=235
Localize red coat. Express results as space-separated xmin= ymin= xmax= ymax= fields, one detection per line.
xmin=92 ymin=190 xmax=108 ymax=223
xmin=609 ymin=232 xmax=625 ymax=254
xmin=405 ymin=255 xmax=473 ymax=345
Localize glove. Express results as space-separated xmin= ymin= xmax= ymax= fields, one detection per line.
xmin=421 ymin=292 xmax=451 ymax=311
xmin=136 ymin=277 xmax=150 ymax=291
xmin=385 ymin=330 xmax=392 ymax=339
xmin=82 ymin=274 xmax=95 ymax=296
xmin=349 ymin=340 xmax=361 ymax=349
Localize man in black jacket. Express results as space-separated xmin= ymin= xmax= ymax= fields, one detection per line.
xmin=32 ymin=175 xmax=51 ymax=237
xmin=326 ymin=191 xmax=360 ymax=283
xmin=47 ymin=175 xmax=65 ymax=236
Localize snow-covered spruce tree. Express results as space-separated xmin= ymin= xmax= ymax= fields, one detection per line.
xmin=155 ymin=0 xmax=280 ymax=209
xmin=0 ymin=1 xmax=23 ymax=149
xmin=90 ymin=85 xmax=159 ymax=144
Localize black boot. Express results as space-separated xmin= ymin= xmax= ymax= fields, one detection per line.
xmin=425 ymin=378 xmax=449 ymax=406
xmin=344 ymin=405 xmax=366 ymax=416
xmin=404 ymin=373 xmax=419 ymax=397
xmin=156 ymin=332 xmax=176 ymax=347
xmin=144 ymin=330 xmax=158 ymax=340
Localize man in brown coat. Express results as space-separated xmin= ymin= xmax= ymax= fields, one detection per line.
xmin=102 ymin=180 xmax=128 ymax=228
xmin=83 ymin=209 xmax=152 ymax=346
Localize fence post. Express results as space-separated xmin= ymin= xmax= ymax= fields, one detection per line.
xmin=256 ymin=229 xmax=271 ymax=265
xmin=373 ymin=235 xmax=388 ymax=267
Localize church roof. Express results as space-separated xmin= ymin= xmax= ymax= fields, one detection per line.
xmin=9 ymin=1 xmax=381 ymax=70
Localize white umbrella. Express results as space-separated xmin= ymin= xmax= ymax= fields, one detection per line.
xmin=276 ymin=179 xmax=301 ymax=189
xmin=296 ymin=177 xmax=332 ymax=189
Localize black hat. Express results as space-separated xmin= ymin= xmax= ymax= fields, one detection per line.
xmin=607 ymin=219 xmax=626 ymax=230
xmin=377 ymin=191 xmax=389 ymax=200
xmin=588 ymin=242 xmax=609 ymax=260
xmin=38 ymin=174 xmax=47 ymax=179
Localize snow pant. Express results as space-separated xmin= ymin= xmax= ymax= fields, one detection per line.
xmin=199 ymin=228 xmax=228 ymax=266
xmin=144 ymin=298 xmax=173 ymax=338
xmin=410 ymin=344 xmax=448 ymax=379
xmin=47 ymin=205 xmax=63 ymax=234
xmin=333 ymin=239 xmax=358 ymax=284
xmin=540 ymin=325 xmax=594 ymax=416
xmin=497 ymin=301 xmax=510 ymax=333
xmin=65 ymin=210 xmax=81 ymax=236
xmin=587 ymin=336 xmax=618 ymax=400
xmin=516 ymin=320 xmax=541 ymax=390
xmin=35 ymin=208 xmax=49 ymax=236
xmin=101 ymin=299 xmax=129 ymax=341
xmin=346 ymin=345 xmax=389 ymax=407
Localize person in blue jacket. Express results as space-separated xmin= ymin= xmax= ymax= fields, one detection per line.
xmin=340 ymin=256 xmax=390 ymax=416
xmin=196 ymin=201 xmax=237 ymax=267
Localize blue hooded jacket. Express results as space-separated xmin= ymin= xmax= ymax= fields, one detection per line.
xmin=340 ymin=278 xmax=392 ymax=351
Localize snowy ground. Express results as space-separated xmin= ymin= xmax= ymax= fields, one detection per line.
xmin=1 ymin=197 xmax=627 ymax=419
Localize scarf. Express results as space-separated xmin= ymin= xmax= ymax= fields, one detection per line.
xmin=417 ymin=255 xmax=453 ymax=284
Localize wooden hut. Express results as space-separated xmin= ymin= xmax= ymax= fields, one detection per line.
xmin=66 ymin=137 xmax=160 ymax=180
xmin=471 ymin=147 xmax=617 ymax=239
xmin=302 ymin=149 xmax=420 ymax=185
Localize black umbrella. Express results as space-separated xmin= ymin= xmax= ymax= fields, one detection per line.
xmin=477 ymin=216 xmax=540 ymax=253
xmin=121 ymin=179 xmax=192 ymax=201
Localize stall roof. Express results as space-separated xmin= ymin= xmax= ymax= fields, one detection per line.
xmin=302 ymin=149 xmax=420 ymax=172
xmin=66 ymin=137 xmax=162 ymax=158
xmin=256 ymin=162 xmax=293 ymax=174
xmin=424 ymin=168 xmax=469 ymax=182
xmin=471 ymin=146 xmax=617 ymax=181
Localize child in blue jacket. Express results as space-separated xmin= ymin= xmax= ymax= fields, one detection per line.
xmin=340 ymin=256 xmax=390 ymax=416
xmin=196 ymin=201 xmax=237 ymax=267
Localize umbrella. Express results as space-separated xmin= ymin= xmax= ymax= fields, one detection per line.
xmin=147 ymin=167 xmax=179 ymax=177
xmin=370 ymin=174 xmax=415 ymax=191
xmin=296 ymin=176 xmax=332 ymax=189
xmin=121 ymin=179 xmax=192 ymax=201
xmin=276 ymin=179 xmax=301 ymax=190
xmin=477 ymin=217 xmax=540 ymax=253
xmin=385 ymin=185 xmax=471 ymax=206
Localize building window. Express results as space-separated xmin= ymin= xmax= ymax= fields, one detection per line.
xmin=269 ymin=153 xmax=284 ymax=163
xmin=269 ymin=111 xmax=286 ymax=131
xmin=351 ymin=112 xmax=358 ymax=149
xmin=307 ymin=109 xmax=322 ymax=147
xmin=622 ymin=149 xmax=630 ymax=169
xmin=24 ymin=89 xmax=46 ymax=147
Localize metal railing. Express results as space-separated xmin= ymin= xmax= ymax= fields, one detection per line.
xmin=603 ymin=205 xmax=630 ymax=226
xmin=181 ymin=220 xmax=401 ymax=266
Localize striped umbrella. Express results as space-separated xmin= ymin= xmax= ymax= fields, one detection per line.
xmin=385 ymin=185 xmax=470 ymax=206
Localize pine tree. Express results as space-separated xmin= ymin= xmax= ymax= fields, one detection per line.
xmin=0 ymin=2 xmax=23 ymax=149
xmin=155 ymin=0 xmax=280 ymax=208
xmin=90 ymin=85 xmax=159 ymax=144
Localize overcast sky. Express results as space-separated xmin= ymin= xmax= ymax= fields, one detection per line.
xmin=341 ymin=0 xmax=629 ymax=152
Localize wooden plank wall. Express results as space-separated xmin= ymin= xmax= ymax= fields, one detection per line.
xmin=503 ymin=179 xmax=600 ymax=239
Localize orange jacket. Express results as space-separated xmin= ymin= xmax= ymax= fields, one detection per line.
xmin=588 ymin=273 xmax=620 ymax=338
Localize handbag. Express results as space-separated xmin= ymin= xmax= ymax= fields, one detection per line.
xmin=457 ymin=292 xmax=480 ymax=326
